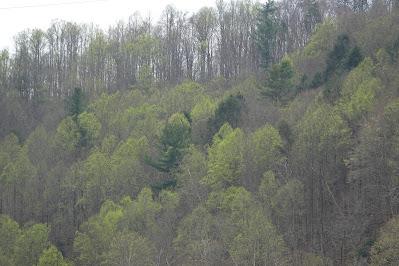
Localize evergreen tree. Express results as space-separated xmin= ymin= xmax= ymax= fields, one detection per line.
xmin=207 ymin=94 xmax=244 ymax=139
xmin=147 ymin=113 xmax=191 ymax=173
xmin=256 ymin=0 xmax=280 ymax=69
xmin=262 ymin=58 xmax=295 ymax=102
xmin=66 ymin=87 xmax=86 ymax=119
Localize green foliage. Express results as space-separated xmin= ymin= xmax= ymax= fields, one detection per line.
xmin=174 ymin=184 xmax=289 ymax=265
xmin=79 ymin=150 xmax=112 ymax=212
xmin=161 ymin=81 xmax=205 ymax=115
xmin=206 ymin=186 xmax=253 ymax=223
xmin=325 ymin=34 xmax=351 ymax=79
xmin=323 ymin=35 xmax=364 ymax=102
xmin=370 ymin=216 xmax=399 ymax=265
xmin=0 ymin=215 xmax=21 ymax=263
xmin=296 ymin=104 xmax=351 ymax=157
xmin=206 ymin=187 xmax=289 ymax=265
xmin=14 ymin=224 xmax=50 ymax=266
xmin=191 ymin=96 xmax=216 ymax=122
xmin=258 ymin=171 xmax=305 ymax=224
xmin=38 ymin=245 xmax=70 ymax=266
xmin=191 ymin=96 xmax=216 ymax=144
xmin=66 ymin=87 xmax=86 ymax=118
xmin=338 ymin=58 xmax=381 ymax=125
xmin=3 ymin=5 xmax=399 ymax=266
xmin=204 ymin=125 xmax=245 ymax=189
xmin=262 ymin=58 xmax=295 ymax=102
xmin=354 ymin=14 xmax=399 ymax=58
xmin=73 ymin=200 xmax=124 ymax=266
xmin=111 ymin=104 xmax=160 ymax=140
xmin=256 ymin=0 xmax=279 ymax=68
xmin=294 ymin=103 xmax=351 ymax=186
xmin=121 ymin=187 xmax=162 ymax=236
xmin=0 ymin=216 xmax=60 ymax=266
xmin=346 ymin=46 xmax=363 ymax=69
xmin=111 ymin=136 xmax=149 ymax=197
xmin=175 ymin=146 xmax=207 ymax=209
xmin=303 ymin=19 xmax=337 ymax=59
xmin=207 ymin=94 xmax=244 ymax=139
xmin=89 ymin=92 xmax=124 ymax=130
xmin=160 ymin=113 xmax=191 ymax=152
xmin=55 ymin=117 xmax=81 ymax=153
xmin=251 ymin=124 xmax=284 ymax=172
xmin=74 ymin=189 xmax=164 ymax=265
xmin=56 ymin=112 xmax=101 ymax=151
xmin=150 ymin=112 xmax=192 ymax=172
xmin=0 ymin=146 xmax=36 ymax=184
xmin=77 ymin=112 xmax=102 ymax=147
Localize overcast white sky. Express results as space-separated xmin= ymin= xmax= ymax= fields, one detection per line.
xmin=0 ymin=0 xmax=216 ymax=51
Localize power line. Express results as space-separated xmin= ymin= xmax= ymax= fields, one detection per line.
xmin=0 ymin=0 xmax=110 ymax=10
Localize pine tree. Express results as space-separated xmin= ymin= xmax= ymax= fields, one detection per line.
xmin=255 ymin=0 xmax=280 ymax=69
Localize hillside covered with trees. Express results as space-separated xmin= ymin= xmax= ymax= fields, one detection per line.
xmin=1 ymin=0 xmax=399 ymax=265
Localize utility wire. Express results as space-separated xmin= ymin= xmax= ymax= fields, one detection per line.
xmin=0 ymin=0 xmax=110 ymax=10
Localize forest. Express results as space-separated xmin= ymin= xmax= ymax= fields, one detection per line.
xmin=0 ymin=0 xmax=399 ymax=265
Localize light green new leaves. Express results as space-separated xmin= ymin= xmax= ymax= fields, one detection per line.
xmin=74 ymin=200 xmax=124 ymax=266
xmin=177 ymin=187 xmax=289 ymax=266
xmin=204 ymin=124 xmax=245 ymax=189
xmin=121 ymin=188 xmax=161 ymax=234
xmin=0 ymin=145 xmax=36 ymax=184
xmin=175 ymin=146 xmax=208 ymax=209
xmin=161 ymin=81 xmax=205 ymax=116
xmin=215 ymin=187 xmax=288 ymax=266
xmin=206 ymin=186 xmax=253 ymax=225
xmin=38 ymin=245 xmax=70 ymax=266
xmin=296 ymin=104 xmax=351 ymax=160
xmin=251 ymin=124 xmax=284 ymax=172
xmin=258 ymin=171 xmax=279 ymax=209
xmin=303 ymin=19 xmax=337 ymax=59
xmin=13 ymin=224 xmax=50 ymax=266
xmin=338 ymin=58 xmax=381 ymax=124
xmin=111 ymin=104 xmax=160 ymax=140
xmin=191 ymin=96 xmax=216 ymax=144
xmin=79 ymin=150 xmax=113 ymax=211
xmin=56 ymin=112 xmax=101 ymax=151
xmin=78 ymin=112 xmax=102 ymax=146
xmin=191 ymin=96 xmax=216 ymax=122
xmin=0 ymin=215 xmax=21 ymax=260
xmin=55 ymin=116 xmax=81 ymax=152
xmin=74 ymin=188 xmax=163 ymax=266
xmin=0 ymin=216 xmax=67 ymax=266
xmin=111 ymin=136 xmax=149 ymax=196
